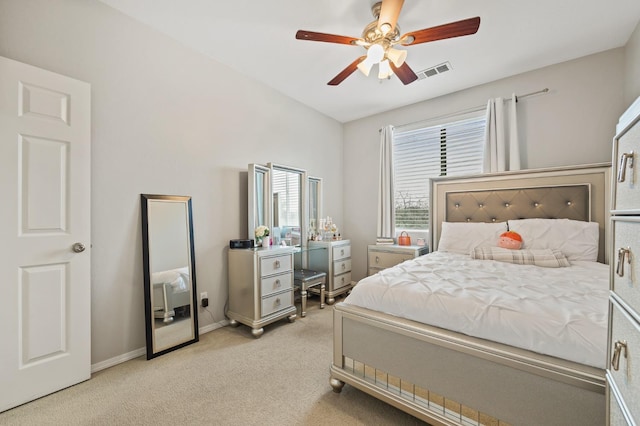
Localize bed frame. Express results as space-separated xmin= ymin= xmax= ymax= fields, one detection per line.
xmin=330 ymin=163 xmax=611 ymax=426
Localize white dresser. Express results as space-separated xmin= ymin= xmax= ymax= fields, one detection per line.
xmin=367 ymin=244 xmax=429 ymax=276
xmin=607 ymin=99 xmax=640 ymax=424
xmin=227 ymin=246 xmax=297 ymax=337
xmin=308 ymin=239 xmax=353 ymax=304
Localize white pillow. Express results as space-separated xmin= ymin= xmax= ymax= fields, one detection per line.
xmin=507 ymin=218 xmax=599 ymax=262
xmin=437 ymin=221 xmax=508 ymax=255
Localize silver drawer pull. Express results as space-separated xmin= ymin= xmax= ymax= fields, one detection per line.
xmin=274 ymin=298 xmax=281 ymax=307
xmin=617 ymin=247 xmax=631 ymax=277
xmin=618 ymin=151 xmax=634 ymax=183
xmin=340 ymin=249 xmax=344 ymax=256
xmin=375 ymin=256 xmax=380 ymax=264
xmin=274 ymin=260 xmax=281 ymax=269
xmin=274 ymin=279 xmax=281 ymax=288
xmin=341 ymin=263 xmax=346 ymax=270
xmin=611 ymin=340 xmax=628 ymax=371
xmin=340 ymin=277 xmax=345 ymax=284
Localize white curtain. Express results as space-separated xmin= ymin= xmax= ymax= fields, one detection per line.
xmin=483 ymin=93 xmax=520 ymax=172
xmin=377 ymin=125 xmax=395 ymax=240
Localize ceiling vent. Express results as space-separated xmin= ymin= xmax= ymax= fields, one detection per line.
xmin=417 ymin=62 xmax=452 ymax=80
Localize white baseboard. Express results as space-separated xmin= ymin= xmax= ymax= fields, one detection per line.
xmin=90 ymin=319 xmax=229 ymax=373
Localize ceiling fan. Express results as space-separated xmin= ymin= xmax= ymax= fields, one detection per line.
xmin=295 ymin=0 xmax=480 ymax=86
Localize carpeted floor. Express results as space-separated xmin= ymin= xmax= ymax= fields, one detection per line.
xmin=0 ymin=297 xmax=427 ymax=425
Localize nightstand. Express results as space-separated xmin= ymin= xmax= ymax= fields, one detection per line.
xmin=367 ymin=244 xmax=429 ymax=276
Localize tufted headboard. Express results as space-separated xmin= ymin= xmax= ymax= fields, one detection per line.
xmin=430 ymin=163 xmax=611 ymax=263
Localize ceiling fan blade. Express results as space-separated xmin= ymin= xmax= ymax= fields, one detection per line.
xmin=401 ymin=16 xmax=481 ymax=46
xmin=377 ymin=0 xmax=404 ymax=34
xmin=296 ymin=30 xmax=359 ymax=45
xmin=390 ymin=62 xmax=418 ymax=85
xmin=328 ymin=56 xmax=367 ymax=86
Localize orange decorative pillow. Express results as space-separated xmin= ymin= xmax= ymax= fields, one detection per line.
xmin=498 ymin=231 xmax=523 ymax=250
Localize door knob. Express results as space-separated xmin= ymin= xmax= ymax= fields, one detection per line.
xmin=72 ymin=242 xmax=86 ymax=253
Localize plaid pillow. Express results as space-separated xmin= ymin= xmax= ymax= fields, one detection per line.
xmin=471 ymin=247 xmax=570 ymax=268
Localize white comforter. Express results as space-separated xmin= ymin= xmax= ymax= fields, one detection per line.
xmin=344 ymin=251 xmax=609 ymax=368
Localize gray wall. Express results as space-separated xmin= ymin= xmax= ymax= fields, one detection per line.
xmin=0 ymin=0 xmax=344 ymax=367
xmin=343 ymin=47 xmax=636 ymax=282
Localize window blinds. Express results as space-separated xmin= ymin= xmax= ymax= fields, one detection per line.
xmin=393 ymin=112 xmax=485 ymax=229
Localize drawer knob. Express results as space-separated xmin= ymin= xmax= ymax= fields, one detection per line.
xmin=275 ymin=298 xmax=281 ymax=307
xmin=341 ymin=263 xmax=346 ymax=270
xmin=275 ymin=279 xmax=281 ymax=288
xmin=617 ymin=151 xmax=634 ymax=183
xmin=611 ymin=340 xmax=628 ymax=371
xmin=275 ymin=260 xmax=281 ymax=269
xmin=616 ymin=247 xmax=631 ymax=277
xmin=340 ymin=249 xmax=344 ymax=256
xmin=375 ymin=256 xmax=380 ymax=264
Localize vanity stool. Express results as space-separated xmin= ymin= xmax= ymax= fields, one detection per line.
xmin=293 ymin=269 xmax=326 ymax=317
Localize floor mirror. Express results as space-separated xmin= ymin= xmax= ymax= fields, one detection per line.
xmin=141 ymin=194 xmax=199 ymax=359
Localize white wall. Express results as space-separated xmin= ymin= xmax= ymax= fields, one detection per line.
xmin=0 ymin=0 xmax=344 ymax=365
xmin=625 ymin=21 xmax=640 ymax=106
xmin=343 ymin=49 xmax=628 ymax=282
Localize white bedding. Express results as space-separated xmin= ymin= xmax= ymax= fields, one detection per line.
xmin=344 ymin=251 xmax=609 ymax=368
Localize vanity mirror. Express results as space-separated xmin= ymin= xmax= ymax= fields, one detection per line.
xmin=308 ymin=176 xmax=322 ymax=239
xmin=141 ymin=194 xmax=199 ymax=359
xmin=249 ymin=163 xmax=309 ymax=248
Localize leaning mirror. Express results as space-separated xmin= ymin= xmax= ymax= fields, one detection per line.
xmin=141 ymin=194 xmax=199 ymax=359
xmin=248 ymin=164 xmax=271 ymax=242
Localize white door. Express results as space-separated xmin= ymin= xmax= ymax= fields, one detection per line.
xmin=0 ymin=56 xmax=91 ymax=412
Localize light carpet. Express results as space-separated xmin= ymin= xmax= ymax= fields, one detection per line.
xmin=0 ymin=298 xmax=426 ymax=425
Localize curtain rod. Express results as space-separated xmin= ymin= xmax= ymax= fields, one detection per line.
xmin=382 ymin=87 xmax=550 ymax=132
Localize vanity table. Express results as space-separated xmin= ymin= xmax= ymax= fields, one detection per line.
xmin=308 ymin=239 xmax=353 ymax=304
xmin=227 ymin=246 xmax=297 ymax=337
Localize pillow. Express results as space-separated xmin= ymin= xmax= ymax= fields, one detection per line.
xmin=437 ymin=221 xmax=508 ymax=255
xmin=507 ymin=218 xmax=599 ymax=262
xmin=471 ymin=246 xmax=570 ymax=268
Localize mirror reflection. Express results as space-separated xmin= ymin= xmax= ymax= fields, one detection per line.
xmin=307 ymin=177 xmax=322 ymax=240
xmin=271 ymin=165 xmax=303 ymax=247
xmin=248 ymin=164 xmax=270 ymax=240
xmin=141 ymin=194 xmax=199 ymax=359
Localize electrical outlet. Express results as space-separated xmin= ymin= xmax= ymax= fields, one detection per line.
xmin=200 ymin=292 xmax=208 ymax=308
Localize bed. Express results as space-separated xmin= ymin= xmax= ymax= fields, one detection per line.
xmin=329 ymin=163 xmax=611 ymax=426
xmin=152 ymin=266 xmax=191 ymax=323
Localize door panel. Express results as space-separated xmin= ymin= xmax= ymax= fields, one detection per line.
xmin=0 ymin=56 xmax=91 ymax=412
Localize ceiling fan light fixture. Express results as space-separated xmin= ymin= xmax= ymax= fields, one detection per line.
xmin=357 ymin=59 xmax=374 ymax=77
xmin=378 ymin=59 xmax=392 ymax=79
xmin=366 ymin=43 xmax=385 ymax=63
xmin=386 ymin=48 xmax=407 ymax=67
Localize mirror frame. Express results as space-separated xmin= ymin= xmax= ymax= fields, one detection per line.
xmin=141 ymin=194 xmax=199 ymax=359
xmin=248 ymin=164 xmax=271 ymax=242
xmin=308 ymin=176 xmax=322 ymax=240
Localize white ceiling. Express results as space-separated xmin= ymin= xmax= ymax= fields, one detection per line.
xmin=99 ymin=0 xmax=640 ymax=123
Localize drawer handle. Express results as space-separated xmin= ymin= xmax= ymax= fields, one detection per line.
xmin=275 ymin=260 xmax=281 ymax=269
xmin=340 ymin=277 xmax=345 ymax=284
xmin=341 ymin=263 xmax=346 ymax=270
xmin=375 ymin=256 xmax=380 ymax=264
xmin=618 ymin=151 xmax=634 ymax=183
xmin=616 ymin=247 xmax=631 ymax=277
xmin=340 ymin=249 xmax=344 ymax=256
xmin=611 ymin=340 xmax=628 ymax=371
xmin=274 ymin=279 xmax=281 ymax=288
xmin=274 ymin=298 xmax=281 ymax=307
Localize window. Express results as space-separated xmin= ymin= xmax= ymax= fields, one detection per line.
xmin=393 ymin=111 xmax=485 ymax=232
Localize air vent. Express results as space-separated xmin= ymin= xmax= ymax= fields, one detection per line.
xmin=417 ymin=62 xmax=452 ymax=80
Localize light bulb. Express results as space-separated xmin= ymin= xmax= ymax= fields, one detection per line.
xmin=366 ymin=44 xmax=385 ymax=63
xmin=378 ymin=60 xmax=392 ymax=79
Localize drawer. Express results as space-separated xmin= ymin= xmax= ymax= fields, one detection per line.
xmin=612 ymin=120 xmax=640 ymax=212
xmin=369 ymin=251 xmax=413 ymax=269
xmin=334 ymin=258 xmax=352 ymax=275
xmin=261 ymin=273 xmax=292 ymax=298
xmin=334 ymin=271 xmax=352 ymax=290
xmin=608 ymin=299 xmax=640 ymax=421
xmin=261 ymin=290 xmax=292 ymax=317
xmin=611 ymin=218 xmax=640 ymax=313
xmin=333 ymin=244 xmax=351 ymax=261
xmin=260 ymin=254 xmax=292 ymax=277
xmin=608 ymin=376 xmax=635 ymax=426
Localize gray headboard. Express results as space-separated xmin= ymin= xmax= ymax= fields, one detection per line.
xmin=430 ymin=163 xmax=611 ymax=263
